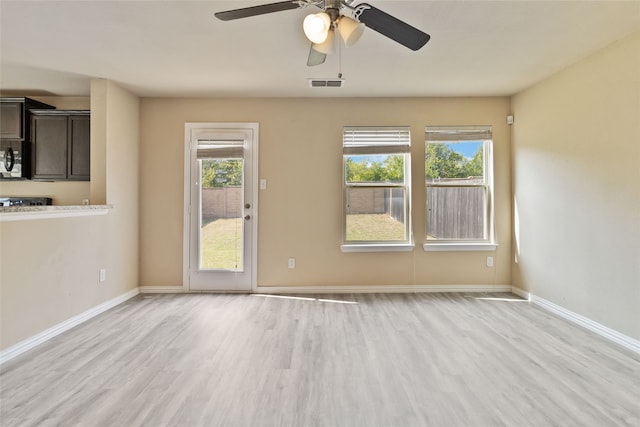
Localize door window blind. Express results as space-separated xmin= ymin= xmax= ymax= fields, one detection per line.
xmin=197 ymin=140 xmax=244 ymax=159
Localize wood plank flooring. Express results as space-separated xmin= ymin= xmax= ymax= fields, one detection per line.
xmin=1 ymin=292 xmax=639 ymax=426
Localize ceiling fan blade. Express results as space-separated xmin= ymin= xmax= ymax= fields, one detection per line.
xmin=354 ymin=3 xmax=430 ymax=51
xmin=215 ymin=1 xmax=302 ymax=21
xmin=307 ymin=45 xmax=327 ymax=66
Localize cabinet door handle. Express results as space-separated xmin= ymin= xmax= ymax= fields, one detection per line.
xmin=4 ymin=148 xmax=15 ymax=171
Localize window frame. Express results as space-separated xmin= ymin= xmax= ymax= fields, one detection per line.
xmin=423 ymin=126 xmax=497 ymax=252
xmin=341 ymin=126 xmax=414 ymax=253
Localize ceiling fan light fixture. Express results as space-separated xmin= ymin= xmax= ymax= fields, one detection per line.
xmin=337 ymin=16 xmax=365 ymax=46
xmin=312 ymin=28 xmax=335 ymax=54
xmin=303 ymin=12 xmax=331 ymax=44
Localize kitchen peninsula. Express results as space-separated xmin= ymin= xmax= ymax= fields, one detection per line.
xmin=0 ymin=204 xmax=111 ymax=221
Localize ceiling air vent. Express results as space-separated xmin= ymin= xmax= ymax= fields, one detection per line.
xmin=309 ymin=78 xmax=345 ymax=88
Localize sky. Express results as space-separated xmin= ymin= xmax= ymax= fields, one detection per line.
xmin=347 ymin=141 xmax=483 ymax=165
xmin=447 ymin=141 xmax=482 ymax=159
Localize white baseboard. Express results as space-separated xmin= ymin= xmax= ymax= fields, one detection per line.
xmin=254 ymin=284 xmax=513 ymax=294
xmin=139 ymin=284 xmax=513 ymax=295
xmin=139 ymin=286 xmax=186 ymax=294
xmin=531 ymin=295 xmax=640 ymax=355
xmin=0 ymin=287 xmax=140 ymax=365
xmin=510 ymin=286 xmax=531 ymax=300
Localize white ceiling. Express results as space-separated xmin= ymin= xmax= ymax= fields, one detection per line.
xmin=1 ymin=0 xmax=639 ymax=98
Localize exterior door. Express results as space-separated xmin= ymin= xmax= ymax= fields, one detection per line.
xmin=184 ymin=123 xmax=258 ymax=291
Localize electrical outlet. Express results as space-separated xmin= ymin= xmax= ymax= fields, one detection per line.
xmin=288 ymin=258 xmax=295 ymax=269
xmin=486 ymin=257 xmax=494 ymax=268
xmin=99 ymin=269 xmax=106 ymax=282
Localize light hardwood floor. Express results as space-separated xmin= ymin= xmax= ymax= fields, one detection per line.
xmin=1 ymin=292 xmax=639 ymax=426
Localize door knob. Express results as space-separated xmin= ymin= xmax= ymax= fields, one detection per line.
xmin=245 ymin=203 xmax=251 ymax=209
xmin=244 ymin=215 xmax=251 ymax=221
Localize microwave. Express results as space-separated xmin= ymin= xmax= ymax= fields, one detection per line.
xmin=0 ymin=140 xmax=27 ymax=179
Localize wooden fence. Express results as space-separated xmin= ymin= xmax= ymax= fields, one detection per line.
xmin=346 ymin=184 xmax=487 ymax=239
xmin=426 ymin=184 xmax=486 ymax=239
xmin=202 ymin=186 xmax=242 ymax=220
xmin=203 ymin=183 xmax=485 ymax=239
xmin=346 ymin=188 xmax=405 ymax=223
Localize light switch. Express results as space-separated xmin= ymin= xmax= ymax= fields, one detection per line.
xmin=260 ymin=179 xmax=267 ymax=190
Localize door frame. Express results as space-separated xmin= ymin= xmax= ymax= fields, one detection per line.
xmin=183 ymin=122 xmax=259 ymax=292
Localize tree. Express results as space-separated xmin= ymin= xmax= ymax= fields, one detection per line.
xmin=463 ymin=148 xmax=483 ymax=178
xmin=383 ymin=155 xmax=404 ymax=182
xmin=345 ymin=155 xmax=405 ymax=183
xmin=345 ymin=158 xmax=368 ymax=182
xmin=425 ymin=143 xmax=483 ymax=180
xmin=201 ymin=159 xmax=242 ymax=188
xmin=425 ymin=143 xmax=464 ymax=180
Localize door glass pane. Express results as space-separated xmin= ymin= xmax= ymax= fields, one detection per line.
xmin=199 ymin=159 xmax=244 ymax=271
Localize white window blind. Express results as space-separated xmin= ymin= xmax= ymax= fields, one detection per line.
xmin=343 ymin=126 xmax=411 ymax=155
xmin=425 ymin=125 xmax=492 ymax=142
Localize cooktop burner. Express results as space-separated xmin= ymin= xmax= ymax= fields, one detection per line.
xmin=0 ymin=197 xmax=53 ymax=206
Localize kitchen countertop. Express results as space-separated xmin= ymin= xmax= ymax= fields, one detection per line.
xmin=0 ymin=204 xmax=112 ymax=221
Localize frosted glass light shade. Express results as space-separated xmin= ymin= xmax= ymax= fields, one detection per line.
xmin=313 ymin=29 xmax=335 ymax=54
xmin=337 ymin=16 xmax=365 ymax=46
xmin=303 ymin=12 xmax=331 ymax=44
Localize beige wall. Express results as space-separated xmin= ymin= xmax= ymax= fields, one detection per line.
xmin=3 ymin=31 xmax=637 ymax=354
xmin=511 ymin=31 xmax=640 ymax=340
xmin=0 ymin=82 xmax=139 ymax=350
xmin=140 ymin=97 xmax=512 ymax=288
xmin=99 ymin=79 xmax=141 ymax=300
xmin=0 ymin=96 xmax=91 ymax=205
xmin=90 ymin=81 xmax=108 ymax=205
xmin=3 ymin=32 xmax=637 ymax=353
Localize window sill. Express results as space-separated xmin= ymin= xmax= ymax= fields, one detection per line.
xmin=423 ymin=242 xmax=498 ymax=252
xmin=341 ymin=243 xmax=415 ymax=253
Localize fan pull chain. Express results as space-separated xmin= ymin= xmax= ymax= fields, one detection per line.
xmin=338 ymin=31 xmax=343 ymax=79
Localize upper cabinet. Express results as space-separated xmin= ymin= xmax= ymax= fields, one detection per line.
xmin=0 ymin=98 xmax=55 ymax=140
xmin=1 ymin=98 xmax=56 ymax=179
xmin=0 ymin=101 xmax=23 ymax=139
xmin=67 ymin=115 xmax=90 ymax=180
xmin=30 ymin=110 xmax=90 ymax=181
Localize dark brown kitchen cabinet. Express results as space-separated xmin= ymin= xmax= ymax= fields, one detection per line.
xmin=68 ymin=115 xmax=90 ymax=179
xmin=30 ymin=110 xmax=90 ymax=181
xmin=0 ymin=102 xmax=23 ymax=139
xmin=1 ymin=97 xmax=55 ymax=140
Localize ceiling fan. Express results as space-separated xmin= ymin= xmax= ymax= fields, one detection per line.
xmin=215 ymin=0 xmax=430 ymax=66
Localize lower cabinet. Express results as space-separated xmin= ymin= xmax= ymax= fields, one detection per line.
xmin=31 ymin=110 xmax=90 ymax=181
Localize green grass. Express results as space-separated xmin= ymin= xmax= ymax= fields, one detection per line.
xmin=200 ymin=214 xmax=403 ymax=267
xmin=346 ymin=214 xmax=405 ymax=241
xmin=200 ymin=217 xmax=243 ymax=270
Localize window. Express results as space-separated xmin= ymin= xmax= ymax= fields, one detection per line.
xmin=424 ymin=126 xmax=496 ymax=250
xmin=341 ymin=126 xmax=413 ymax=252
